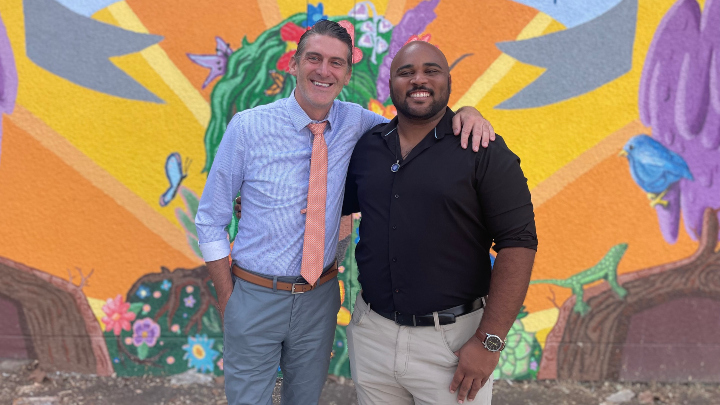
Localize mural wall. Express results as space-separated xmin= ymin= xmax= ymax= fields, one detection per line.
xmin=0 ymin=0 xmax=718 ymax=382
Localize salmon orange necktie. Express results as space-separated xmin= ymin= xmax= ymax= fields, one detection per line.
xmin=301 ymin=122 xmax=328 ymax=286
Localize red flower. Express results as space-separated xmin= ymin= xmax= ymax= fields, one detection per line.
xmin=276 ymin=50 xmax=296 ymax=72
xmin=101 ymin=295 xmax=136 ymax=336
xmin=276 ymin=20 xmax=364 ymax=72
xmin=280 ymin=22 xmax=306 ymax=43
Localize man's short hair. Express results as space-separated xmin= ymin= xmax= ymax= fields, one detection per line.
xmin=295 ymin=19 xmax=353 ymax=70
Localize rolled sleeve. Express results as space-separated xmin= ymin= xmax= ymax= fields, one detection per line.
xmin=195 ymin=113 xmax=247 ymax=261
xmin=476 ymin=136 xmax=538 ymax=253
xmin=198 ymin=239 xmax=231 ymax=262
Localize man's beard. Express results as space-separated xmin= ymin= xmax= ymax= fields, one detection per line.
xmin=390 ymin=81 xmax=451 ymax=121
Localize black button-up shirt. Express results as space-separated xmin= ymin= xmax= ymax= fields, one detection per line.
xmin=342 ymin=108 xmax=538 ymax=315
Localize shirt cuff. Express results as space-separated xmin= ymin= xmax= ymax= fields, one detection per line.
xmin=198 ymin=239 xmax=231 ymax=262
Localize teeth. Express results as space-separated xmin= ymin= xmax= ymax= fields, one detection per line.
xmin=410 ymin=92 xmax=430 ymax=98
xmin=313 ymin=81 xmax=331 ymax=87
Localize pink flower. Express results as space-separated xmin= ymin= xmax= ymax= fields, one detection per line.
xmin=403 ymin=33 xmax=432 ymax=46
xmin=337 ymin=20 xmax=363 ymax=64
xmin=217 ymin=358 xmax=224 ymax=371
xmin=102 ymin=295 xmax=136 ymax=336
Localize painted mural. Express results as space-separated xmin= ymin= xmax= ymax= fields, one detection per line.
xmin=0 ymin=0 xmax=718 ymax=383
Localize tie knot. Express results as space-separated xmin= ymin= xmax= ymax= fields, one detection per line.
xmin=307 ymin=122 xmax=327 ymax=137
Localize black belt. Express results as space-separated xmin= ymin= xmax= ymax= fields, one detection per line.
xmin=373 ymin=297 xmax=486 ymax=327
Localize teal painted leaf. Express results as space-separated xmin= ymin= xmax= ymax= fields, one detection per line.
xmin=180 ymin=187 xmax=199 ymax=216
xmin=137 ymin=343 xmax=149 ymax=360
xmin=129 ymin=302 xmax=143 ymax=314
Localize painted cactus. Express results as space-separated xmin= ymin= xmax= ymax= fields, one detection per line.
xmin=493 ymin=308 xmax=543 ymax=380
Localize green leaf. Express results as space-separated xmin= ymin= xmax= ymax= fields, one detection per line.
xmin=137 ymin=343 xmax=149 ymax=360
xmin=202 ymin=310 xmax=222 ymax=334
xmin=186 ymin=233 xmax=203 ymax=259
xmin=176 ymin=210 xmax=197 ymax=237
xmin=129 ymin=302 xmax=144 ymax=314
xmin=180 ymin=188 xmax=200 ymax=217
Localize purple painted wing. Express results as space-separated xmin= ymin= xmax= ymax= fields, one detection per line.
xmin=639 ymin=0 xmax=720 ymax=242
xmin=187 ymin=37 xmax=233 ymax=89
xmin=214 ymin=36 xmax=233 ymax=57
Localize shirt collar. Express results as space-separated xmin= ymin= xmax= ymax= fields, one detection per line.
xmin=374 ymin=107 xmax=455 ymax=139
xmin=286 ymin=89 xmax=336 ymax=133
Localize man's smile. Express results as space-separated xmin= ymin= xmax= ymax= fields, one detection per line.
xmin=407 ymin=88 xmax=433 ymax=99
xmin=312 ymin=80 xmax=332 ymax=88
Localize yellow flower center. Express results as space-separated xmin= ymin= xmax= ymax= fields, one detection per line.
xmin=142 ymin=331 xmax=148 ymax=338
xmin=192 ymin=344 xmax=206 ymax=359
xmin=112 ymin=313 xmax=121 ymax=321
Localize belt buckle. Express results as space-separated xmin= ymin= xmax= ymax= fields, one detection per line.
xmin=393 ymin=312 xmax=417 ymax=326
xmin=291 ymin=283 xmax=306 ymax=294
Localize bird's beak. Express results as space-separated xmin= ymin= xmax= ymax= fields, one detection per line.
xmin=618 ymin=150 xmax=628 ymax=157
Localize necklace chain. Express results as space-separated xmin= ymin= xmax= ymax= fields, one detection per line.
xmin=395 ymin=129 xmax=416 ymax=162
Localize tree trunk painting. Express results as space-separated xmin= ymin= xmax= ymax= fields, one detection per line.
xmin=0 ymin=257 xmax=112 ymax=375
xmin=539 ymin=208 xmax=720 ymax=381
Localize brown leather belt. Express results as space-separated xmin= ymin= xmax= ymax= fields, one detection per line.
xmin=232 ymin=262 xmax=338 ymax=294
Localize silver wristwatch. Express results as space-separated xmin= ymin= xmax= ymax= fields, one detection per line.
xmin=479 ymin=332 xmax=506 ymax=352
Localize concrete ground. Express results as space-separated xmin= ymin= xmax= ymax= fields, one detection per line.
xmin=2 ymin=360 xmax=719 ymax=405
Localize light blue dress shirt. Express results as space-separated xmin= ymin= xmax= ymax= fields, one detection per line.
xmin=195 ymin=91 xmax=388 ymax=276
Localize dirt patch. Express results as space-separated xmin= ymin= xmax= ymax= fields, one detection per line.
xmin=2 ymin=360 xmax=718 ymax=405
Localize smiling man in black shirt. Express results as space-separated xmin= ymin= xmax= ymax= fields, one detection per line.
xmin=342 ymin=41 xmax=538 ymax=405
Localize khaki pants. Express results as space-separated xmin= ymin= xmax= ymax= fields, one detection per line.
xmin=347 ymin=293 xmax=493 ymax=405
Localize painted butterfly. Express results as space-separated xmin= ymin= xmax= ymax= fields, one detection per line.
xmin=264 ymin=71 xmax=287 ymax=97
xmin=159 ymin=152 xmax=191 ymax=207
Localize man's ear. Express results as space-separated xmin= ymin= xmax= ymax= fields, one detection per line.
xmin=288 ymin=56 xmax=298 ymax=76
xmin=344 ymin=70 xmax=352 ymax=85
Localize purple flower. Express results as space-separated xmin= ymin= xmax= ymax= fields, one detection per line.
xmin=530 ymin=360 xmax=538 ymax=371
xmin=376 ymin=0 xmax=439 ymax=102
xmin=132 ymin=318 xmax=160 ymax=347
xmin=0 ymin=16 xmax=18 ymax=166
xmin=184 ymin=295 xmax=196 ymax=308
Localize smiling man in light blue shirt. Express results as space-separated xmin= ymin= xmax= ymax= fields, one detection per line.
xmin=195 ymin=20 xmax=495 ymax=405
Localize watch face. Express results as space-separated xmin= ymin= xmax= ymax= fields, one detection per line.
xmin=485 ymin=335 xmax=503 ymax=352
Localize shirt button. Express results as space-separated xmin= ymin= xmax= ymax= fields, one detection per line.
xmin=392 ymin=258 xmax=397 ymax=262
xmin=394 ymin=194 xmax=399 ymax=199
xmin=392 ymin=225 xmax=397 ymax=230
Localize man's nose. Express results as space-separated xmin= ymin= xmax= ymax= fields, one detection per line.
xmin=316 ymin=61 xmax=331 ymax=76
xmin=410 ymin=73 xmax=427 ymax=86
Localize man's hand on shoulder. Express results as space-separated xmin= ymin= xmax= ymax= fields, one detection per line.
xmin=453 ymin=107 xmax=496 ymax=151
xmin=450 ymin=335 xmax=499 ymax=404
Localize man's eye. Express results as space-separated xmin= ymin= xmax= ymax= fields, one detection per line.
xmin=399 ymin=71 xmax=412 ymax=76
xmin=332 ymin=61 xmax=344 ymax=67
xmin=307 ymin=56 xmax=320 ymax=62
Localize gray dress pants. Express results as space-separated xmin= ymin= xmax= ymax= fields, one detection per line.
xmin=222 ymin=273 xmax=341 ymax=405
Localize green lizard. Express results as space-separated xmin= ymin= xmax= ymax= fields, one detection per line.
xmin=530 ymin=243 xmax=629 ymax=316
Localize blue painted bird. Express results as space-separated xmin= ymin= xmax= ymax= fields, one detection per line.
xmin=620 ymin=134 xmax=693 ymax=208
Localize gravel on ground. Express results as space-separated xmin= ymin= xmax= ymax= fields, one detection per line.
xmin=2 ymin=360 xmax=718 ymax=405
